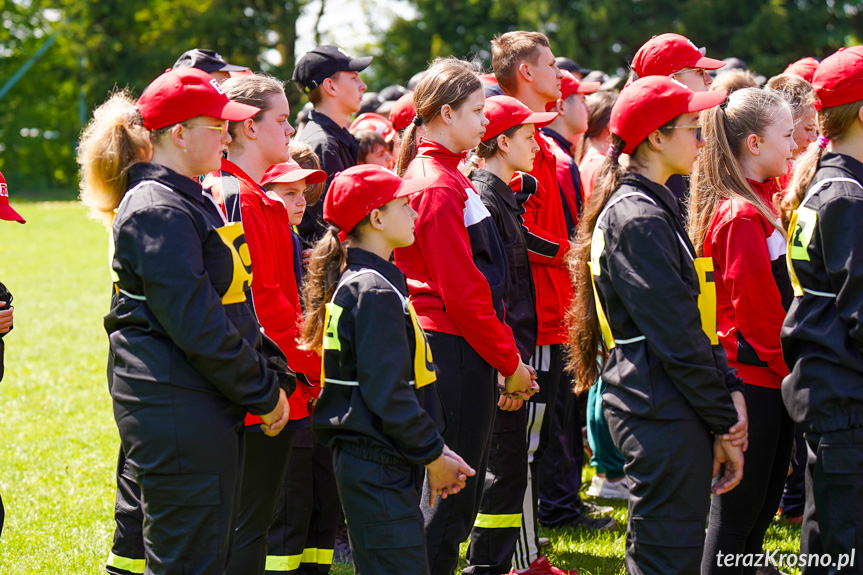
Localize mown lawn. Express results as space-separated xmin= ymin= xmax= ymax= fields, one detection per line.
xmin=0 ymin=202 xmax=802 ymax=574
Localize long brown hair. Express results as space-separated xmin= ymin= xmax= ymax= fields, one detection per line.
xmin=575 ymin=90 xmax=616 ymax=163
xmin=77 ymin=91 xmax=152 ymax=226
xmin=300 ymin=216 xmax=373 ymax=352
xmin=395 ymin=58 xmax=482 ymax=176
xmin=779 ymin=99 xmax=863 ymax=227
xmin=566 ymin=121 xmax=676 ymax=392
xmin=689 ymin=88 xmax=789 ymax=255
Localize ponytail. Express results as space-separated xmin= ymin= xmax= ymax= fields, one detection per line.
xmin=780 ymin=99 xmax=863 ymax=227
xmin=689 ymin=87 xmax=788 ymax=256
xmin=300 ymin=216 xmax=372 ymax=352
xmin=77 ymin=90 xmax=152 ymax=226
xmin=300 ymin=226 xmax=350 ymax=352
xmin=396 ymin=120 xmax=421 ymax=177
xmin=566 ymin=135 xmax=626 ymax=392
xmin=395 ymin=57 xmax=482 ymax=177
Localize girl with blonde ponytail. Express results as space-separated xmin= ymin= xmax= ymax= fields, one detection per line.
xmin=688 ymin=87 xmax=798 ymax=575
xmin=780 ymin=46 xmax=863 ymax=566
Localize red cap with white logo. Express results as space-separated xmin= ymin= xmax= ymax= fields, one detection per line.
xmin=0 ymin=172 xmax=25 ymax=224
xmin=135 ymin=67 xmax=260 ymax=131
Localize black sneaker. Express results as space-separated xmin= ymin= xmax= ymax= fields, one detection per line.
xmin=569 ymin=513 xmax=616 ymax=531
xmin=581 ymin=501 xmax=614 ymax=517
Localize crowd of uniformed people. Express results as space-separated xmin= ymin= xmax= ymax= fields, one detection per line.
xmin=59 ymin=28 xmax=863 ymax=575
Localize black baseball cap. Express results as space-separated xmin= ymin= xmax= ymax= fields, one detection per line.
xmin=555 ymin=57 xmax=592 ymax=76
xmin=172 ymin=49 xmax=249 ymax=73
xmin=292 ymin=45 xmax=372 ymax=93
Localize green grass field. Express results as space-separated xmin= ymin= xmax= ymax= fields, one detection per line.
xmin=0 ymin=202 xmax=802 ymax=574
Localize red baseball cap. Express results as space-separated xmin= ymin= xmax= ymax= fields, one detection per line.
xmin=811 ymin=46 xmax=863 ymax=110
xmin=483 ymin=96 xmax=557 ymax=142
xmin=631 ymin=33 xmax=725 ymax=78
xmin=0 ymin=172 xmax=25 ymax=224
xmin=136 ymin=67 xmax=260 ymax=130
xmin=783 ymin=57 xmax=819 ymax=84
xmin=261 ymin=160 xmax=327 ymax=188
xmin=349 ymin=113 xmax=396 ymax=143
xmin=559 ymin=71 xmax=600 ymax=100
xmin=323 ymin=165 xmax=434 ymax=236
xmin=610 ymin=76 xmax=727 ymax=154
xmin=389 ymin=91 xmax=416 ymax=132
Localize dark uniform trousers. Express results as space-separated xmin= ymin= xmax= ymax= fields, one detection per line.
xmin=265 ymin=427 xmax=339 ymax=575
xmin=465 ymin=407 xmax=529 ymax=574
xmin=334 ymin=445 xmax=430 ymax=575
xmin=112 ymin=377 xmax=247 ymax=575
xmin=606 ymin=406 xmax=714 ymax=575
xmin=107 ymin=447 xmax=145 ymax=575
xmin=225 ymin=429 xmax=297 ymax=575
xmin=422 ymin=331 xmax=498 ymax=575
xmin=801 ymin=428 xmax=863 ymax=575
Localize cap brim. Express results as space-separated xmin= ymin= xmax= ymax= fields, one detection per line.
xmin=263 ymin=168 xmax=327 ymax=187
xmin=695 ymin=56 xmax=726 ymax=71
xmin=576 ymin=81 xmax=601 ymax=94
xmin=0 ymin=204 xmax=26 ymax=224
xmin=524 ymin=111 xmax=559 ymax=128
xmin=396 ymin=176 xmax=436 ymax=198
xmin=204 ymin=100 xmax=260 ymax=122
xmin=687 ymin=89 xmax=728 ymax=113
xmin=348 ymin=56 xmax=373 ymax=72
xmin=216 ymin=63 xmax=250 ymax=72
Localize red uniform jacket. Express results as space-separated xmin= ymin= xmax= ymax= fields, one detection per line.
xmin=518 ymin=129 xmax=573 ymax=346
xmin=206 ymin=158 xmax=320 ymax=424
xmin=703 ymin=178 xmax=792 ymax=389
xmin=394 ymin=139 xmax=520 ymax=376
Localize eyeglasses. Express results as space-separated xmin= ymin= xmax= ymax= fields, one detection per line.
xmin=671 ymin=68 xmax=710 ymax=82
xmin=183 ymin=123 xmax=227 ymax=136
xmin=669 ymin=124 xmax=703 ymax=141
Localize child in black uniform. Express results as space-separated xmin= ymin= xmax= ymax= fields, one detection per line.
xmin=567 ymin=76 xmax=748 ymax=575
xmin=780 ymin=46 xmax=863 ymax=574
xmin=302 ymin=164 xmax=475 ymax=574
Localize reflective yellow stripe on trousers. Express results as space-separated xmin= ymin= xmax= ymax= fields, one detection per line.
xmin=106 ymin=552 xmax=145 ymax=574
xmin=473 ymin=513 xmax=522 ymax=529
xmin=266 ymin=548 xmax=335 ymax=571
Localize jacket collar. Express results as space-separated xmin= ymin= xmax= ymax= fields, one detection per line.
xmin=470 ymin=169 xmax=518 ymax=210
xmin=220 ymin=158 xmax=280 ymax=207
xmin=746 ymin=176 xmax=781 ymax=213
xmin=818 ymin=152 xmax=863 ymax=183
xmin=128 ymin=162 xmax=204 ymax=202
xmin=346 ymin=247 xmax=408 ymax=295
xmin=620 ymin=172 xmax=682 ymax=219
xmin=416 ymin=138 xmax=468 ymax=170
xmin=540 ymin=127 xmax=574 ymax=157
xmin=308 ymin=110 xmax=357 ymax=150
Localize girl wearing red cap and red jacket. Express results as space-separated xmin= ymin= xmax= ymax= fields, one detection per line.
xmin=688 ymin=88 xmax=797 ymax=575
xmin=394 ymin=57 xmax=535 ymax=575
xmin=302 ymin=164 xmax=474 ymax=575
xmin=780 ymin=45 xmax=863 ymax=571
xmin=568 ymin=76 xmax=747 ymax=575
xmin=209 ymin=74 xmax=339 ymax=575
xmin=78 ymin=67 xmax=290 ymax=575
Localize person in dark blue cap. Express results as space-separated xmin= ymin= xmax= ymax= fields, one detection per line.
xmin=292 ymin=45 xmax=371 ymax=245
xmin=172 ymin=48 xmax=250 ymax=82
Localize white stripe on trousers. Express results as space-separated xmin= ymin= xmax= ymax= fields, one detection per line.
xmin=512 ymin=345 xmax=551 ymax=569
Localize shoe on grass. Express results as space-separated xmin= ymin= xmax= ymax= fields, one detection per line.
xmin=598 ymin=477 xmax=628 ymax=500
xmin=581 ymin=501 xmax=614 ymax=517
xmin=538 ymin=536 xmax=550 ymax=550
xmin=507 ymin=554 xmax=578 ymax=575
xmin=569 ymin=513 xmax=616 ymax=531
xmin=585 ymin=475 xmax=604 ymax=497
